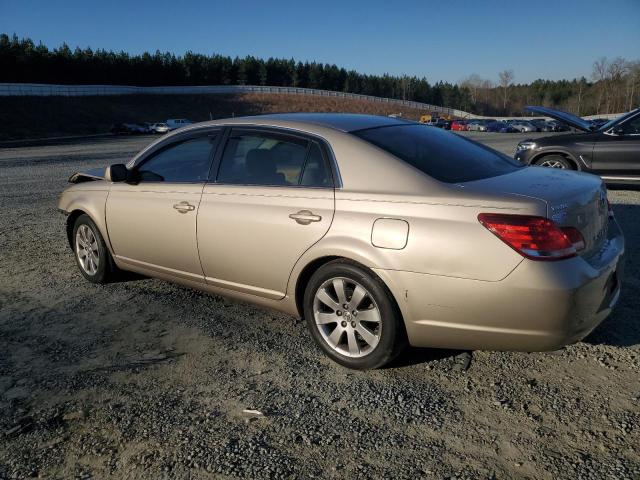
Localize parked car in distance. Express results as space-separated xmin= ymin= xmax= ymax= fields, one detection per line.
xmin=166 ymin=118 xmax=193 ymax=130
xmin=467 ymin=119 xmax=489 ymax=131
xmin=486 ymin=121 xmax=517 ymax=133
xmin=451 ymin=120 xmax=468 ymax=131
xmin=511 ymin=120 xmax=539 ymax=133
xmin=60 ymin=113 xmax=624 ymax=369
xmin=110 ymin=123 xmax=147 ymax=135
xmin=150 ymin=123 xmax=170 ymax=134
xmin=547 ymin=120 xmax=570 ymax=132
xmin=589 ymin=118 xmax=610 ymax=129
xmin=427 ymin=118 xmax=451 ymax=130
xmin=515 ymin=106 xmax=640 ymax=184
xmin=529 ymin=119 xmax=554 ymax=132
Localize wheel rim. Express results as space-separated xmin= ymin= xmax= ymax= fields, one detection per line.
xmin=539 ymin=159 xmax=567 ymax=169
xmin=76 ymin=224 xmax=100 ymax=275
xmin=313 ymin=277 xmax=381 ymax=358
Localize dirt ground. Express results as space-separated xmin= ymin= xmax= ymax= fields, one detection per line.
xmin=0 ymin=133 xmax=638 ymax=479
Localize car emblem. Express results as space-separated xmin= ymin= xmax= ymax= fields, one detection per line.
xmin=599 ymin=190 xmax=607 ymax=213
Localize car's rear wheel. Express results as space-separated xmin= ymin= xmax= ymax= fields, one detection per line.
xmin=303 ymin=260 xmax=406 ymax=369
xmin=535 ymin=155 xmax=573 ymax=169
xmin=73 ymin=214 xmax=117 ymax=283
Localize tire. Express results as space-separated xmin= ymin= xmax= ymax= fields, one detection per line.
xmin=303 ymin=260 xmax=406 ymax=369
xmin=535 ymin=155 xmax=573 ymax=170
xmin=72 ymin=214 xmax=117 ymax=284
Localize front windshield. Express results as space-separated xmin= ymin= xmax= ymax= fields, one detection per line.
xmin=599 ymin=109 xmax=638 ymax=131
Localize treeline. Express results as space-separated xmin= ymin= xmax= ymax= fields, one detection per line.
xmin=1 ymin=34 xmax=638 ymax=116
xmin=0 ymin=34 xmax=469 ymax=110
xmin=462 ymin=57 xmax=639 ymax=116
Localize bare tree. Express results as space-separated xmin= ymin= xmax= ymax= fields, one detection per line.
xmin=576 ymin=77 xmax=587 ymax=116
xmin=481 ymin=79 xmax=493 ymax=108
xmin=592 ymin=57 xmax=608 ymax=114
xmin=607 ymin=57 xmax=628 ymax=113
xmin=459 ymin=73 xmax=483 ymax=104
xmin=498 ymin=70 xmax=514 ymax=111
xmin=626 ymin=61 xmax=640 ymax=111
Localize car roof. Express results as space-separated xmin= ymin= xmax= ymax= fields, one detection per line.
xmin=200 ymin=113 xmax=414 ymax=133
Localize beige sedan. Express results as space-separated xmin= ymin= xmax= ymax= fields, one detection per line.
xmin=59 ymin=114 xmax=625 ymax=369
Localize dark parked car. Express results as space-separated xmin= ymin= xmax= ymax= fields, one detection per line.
xmin=486 ymin=121 xmax=517 ymax=133
xmin=428 ymin=118 xmax=451 ymax=130
xmin=515 ymin=106 xmax=640 ymax=183
xmin=529 ymin=118 xmax=557 ymax=132
xmin=110 ymin=123 xmax=147 ymax=135
xmin=589 ymin=118 xmax=610 ymax=129
xmin=546 ymin=120 xmax=570 ymax=132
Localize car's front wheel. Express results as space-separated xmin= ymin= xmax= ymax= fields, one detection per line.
xmin=535 ymin=155 xmax=573 ymax=169
xmin=303 ymin=260 xmax=406 ymax=369
xmin=72 ymin=214 xmax=117 ymax=283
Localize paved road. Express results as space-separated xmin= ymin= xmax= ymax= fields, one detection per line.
xmin=0 ymin=134 xmax=638 ymax=479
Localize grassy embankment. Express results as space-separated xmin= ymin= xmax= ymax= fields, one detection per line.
xmin=0 ymin=93 xmax=429 ymax=140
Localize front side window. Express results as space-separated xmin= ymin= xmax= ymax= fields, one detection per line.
xmin=217 ymin=131 xmax=314 ymax=186
xmin=353 ymin=124 xmax=522 ymax=183
xmin=137 ymin=135 xmax=217 ymax=183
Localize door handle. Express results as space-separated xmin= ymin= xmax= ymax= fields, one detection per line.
xmin=289 ymin=210 xmax=322 ymax=225
xmin=173 ymin=201 xmax=195 ymax=213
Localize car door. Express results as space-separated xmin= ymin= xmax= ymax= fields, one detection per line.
xmin=106 ymin=130 xmax=220 ymax=282
xmin=592 ymin=114 xmax=640 ymax=177
xmin=198 ymin=128 xmax=335 ymax=299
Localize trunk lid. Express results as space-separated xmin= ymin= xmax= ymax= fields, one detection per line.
xmin=461 ymin=167 xmax=609 ymax=258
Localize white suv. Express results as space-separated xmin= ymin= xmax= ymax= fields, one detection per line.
xmin=166 ymin=118 xmax=193 ymax=130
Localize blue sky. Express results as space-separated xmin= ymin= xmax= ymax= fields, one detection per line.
xmin=1 ymin=0 xmax=639 ymax=84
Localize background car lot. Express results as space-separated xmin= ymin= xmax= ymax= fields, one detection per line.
xmin=0 ymin=132 xmax=638 ymax=479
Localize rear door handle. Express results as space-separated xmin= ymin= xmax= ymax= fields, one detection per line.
xmin=289 ymin=210 xmax=322 ymax=225
xmin=173 ymin=201 xmax=195 ymax=213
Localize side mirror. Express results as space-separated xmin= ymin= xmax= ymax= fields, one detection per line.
xmin=104 ymin=164 xmax=129 ymax=182
xmin=612 ymin=126 xmax=625 ymax=136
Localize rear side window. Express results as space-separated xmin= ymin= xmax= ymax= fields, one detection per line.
xmin=353 ymin=124 xmax=522 ymax=183
xmin=137 ymin=135 xmax=217 ymax=183
xmin=216 ymin=130 xmax=333 ymax=187
xmin=217 ymin=131 xmax=308 ymax=185
xmin=301 ymin=143 xmax=332 ymax=187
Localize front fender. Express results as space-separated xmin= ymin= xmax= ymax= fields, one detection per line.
xmin=58 ymin=183 xmax=112 ymax=252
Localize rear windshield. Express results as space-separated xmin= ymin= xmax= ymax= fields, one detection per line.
xmin=353 ymin=124 xmax=522 ymax=183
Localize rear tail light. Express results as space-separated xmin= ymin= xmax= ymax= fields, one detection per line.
xmin=478 ymin=213 xmax=581 ymax=261
xmin=560 ymin=227 xmax=586 ymax=252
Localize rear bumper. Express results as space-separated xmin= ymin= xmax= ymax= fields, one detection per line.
xmin=375 ymin=220 xmax=625 ymax=351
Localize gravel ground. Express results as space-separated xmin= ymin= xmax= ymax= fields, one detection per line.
xmin=1 ymin=133 xmax=639 ymax=480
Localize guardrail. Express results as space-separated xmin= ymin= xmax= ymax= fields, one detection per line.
xmin=0 ymin=83 xmax=626 ymax=121
xmin=0 ymin=82 xmax=477 ymax=118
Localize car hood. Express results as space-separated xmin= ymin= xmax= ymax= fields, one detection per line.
xmin=68 ymin=166 xmax=105 ymax=183
xmin=524 ymin=106 xmax=593 ymax=132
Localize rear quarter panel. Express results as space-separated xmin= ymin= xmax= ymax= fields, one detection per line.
xmin=288 ymin=188 xmax=547 ymax=301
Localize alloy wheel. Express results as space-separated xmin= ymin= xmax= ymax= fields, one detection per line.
xmin=539 ymin=159 xmax=567 ymax=168
xmin=76 ymin=224 xmax=100 ymax=275
xmin=313 ymin=277 xmax=381 ymax=358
